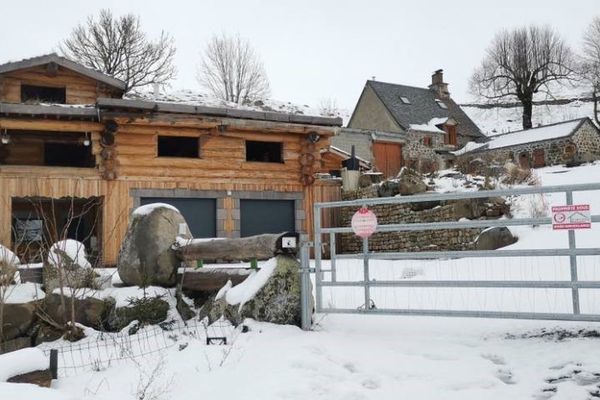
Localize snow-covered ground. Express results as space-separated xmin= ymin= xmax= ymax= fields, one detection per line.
xmin=463 ymin=100 xmax=596 ymax=136
xmin=5 ymin=163 xmax=600 ymax=400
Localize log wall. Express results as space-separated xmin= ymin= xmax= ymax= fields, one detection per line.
xmin=0 ymin=65 xmax=120 ymax=104
xmin=0 ymin=117 xmax=340 ymax=266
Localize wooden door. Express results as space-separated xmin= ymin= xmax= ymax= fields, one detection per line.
xmin=373 ymin=142 xmax=403 ymax=178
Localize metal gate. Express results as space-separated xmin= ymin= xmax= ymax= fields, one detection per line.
xmin=303 ymin=182 xmax=600 ymax=325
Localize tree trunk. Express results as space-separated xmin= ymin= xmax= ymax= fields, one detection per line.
xmin=593 ymin=89 xmax=599 ymax=126
xmin=522 ymin=97 xmax=533 ymax=130
xmin=174 ymin=232 xmax=298 ymax=262
xmin=178 ymin=268 xmax=252 ymax=292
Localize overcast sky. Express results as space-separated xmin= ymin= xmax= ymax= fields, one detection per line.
xmin=1 ymin=0 xmax=598 ymax=110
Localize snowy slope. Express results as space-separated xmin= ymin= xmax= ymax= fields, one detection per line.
xmin=463 ymin=100 xmax=596 ymax=136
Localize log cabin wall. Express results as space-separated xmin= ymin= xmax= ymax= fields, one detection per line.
xmin=0 ymin=114 xmax=339 ymax=266
xmin=0 ymin=65 xmax=120 ymax=104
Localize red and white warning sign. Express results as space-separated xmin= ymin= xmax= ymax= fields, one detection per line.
xmin=552 ymin=204 xmax=591 ymax=230
xmin=351 ymin=207 xmax=378 ymax=238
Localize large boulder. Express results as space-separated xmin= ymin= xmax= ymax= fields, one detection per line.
xmin=118 ymin=203 xmax=192 ymax=287
xmin=43 ymin=240 xmax=96 ymax=293
xmin=474 ymin=227 xmax=518 ymax=250
xmin=42 ymin=293 xmax=112 ymax=330
xmin=201 ymin=256 xmax=309 ymax=327
xmin=397 ymin=167 xmax=427 ymax=196
xmin=1 ymin=302 xmax=37 ymax=341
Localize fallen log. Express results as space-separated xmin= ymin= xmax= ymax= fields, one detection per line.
xmin=178 ymin=268 xmax=253 ymax=292
xmin=174 ymin=232 xmax=299 ymax=262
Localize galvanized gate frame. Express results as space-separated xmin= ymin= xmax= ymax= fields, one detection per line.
xmin=301 ymin=182 xmax=600 ymax=328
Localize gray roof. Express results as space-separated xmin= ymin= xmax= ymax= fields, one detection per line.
xmin=0 ymin=53 xmax=126 ymax=91
xmin=365 ymin=80 xmax=484 ymax=139
xmin=97 ymin=98 xmax=343 ymax=127
xmin=0 ymin=102 xmax=98 ymax=119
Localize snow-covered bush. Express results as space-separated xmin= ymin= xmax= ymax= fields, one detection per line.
xmin=47 ymin=239 xmax=91 ymax=270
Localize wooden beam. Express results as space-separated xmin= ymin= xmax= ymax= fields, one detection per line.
xmin=0 ymin=118 xmax=103 ymax=132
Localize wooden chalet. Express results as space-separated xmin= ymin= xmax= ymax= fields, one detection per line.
xmin=0 ymin=54 xmax=342 ymax=266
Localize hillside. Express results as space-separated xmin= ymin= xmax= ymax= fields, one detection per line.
xmin=462 ymin=98 xmax=597 ymax=136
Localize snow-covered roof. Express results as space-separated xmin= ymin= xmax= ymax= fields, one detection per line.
xmin=456 ymin=118 xmax=591 ymax=154
xmin=409 ymin=117 xmax=448 ymax=133
xmin=126 ymin=88 xmax=350 ymax=126
xmin=322 ymin=145 xmax=371 ymax=168
xmin=485 ymin=118 xmax=586 ymax=149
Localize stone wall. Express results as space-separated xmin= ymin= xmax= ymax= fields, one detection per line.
xmin=338 ymin=188 xmax=507 ymax=253
xmin=403 ymin=130 xmax=446 ymax=173
xmin=459 ymin=119 xmax=600 ymax=171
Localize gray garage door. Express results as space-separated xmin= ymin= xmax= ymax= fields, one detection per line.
xmin=140 ymin=197 xmax=216 ymax=238
xmin=240 ymin=199 xmax=295 ymax=237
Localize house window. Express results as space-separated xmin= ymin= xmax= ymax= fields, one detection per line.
xmin=21 ymin=85 xmax=66 ymax=104
xmin=246 ymin=141 xmax=283 ymax=163
xmin=0 ymin=130 xmax=94 ymax=168
xmin=45 ymin=142 xmax=95 ymax=167
xmin=423 ymin=136 xmax=432 ymax=147
xmin=399 ymin=96 xmax=411 ymax=104
xmin=157 ymin=136 xmax=199 ymax=158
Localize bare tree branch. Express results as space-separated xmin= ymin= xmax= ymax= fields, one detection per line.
xmin=470 ymin=25 xmax=576 ymax=129
xmin=60 ymin=9 xmax=177 ymax=92
xmin=580 ymin=16 xmax=600 ymax=125
xmin=197 ymin=33 xmax=270 ymax=104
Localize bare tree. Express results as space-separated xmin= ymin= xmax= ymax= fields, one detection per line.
xmin=318 ymin=98 xmax=340 ymax=117
xmin=581 ymin=16 xmax=600 ymax=125
xmin=60 ymin=9 xmax=176 ymax=92
xmin=470 ymin=25 xmax=575 ymax=130
xmin=198 ymin=33 xmax=270 ymax=104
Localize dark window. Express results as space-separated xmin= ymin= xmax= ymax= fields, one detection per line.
xmin=246 ymin=141 xmax=283 ymax=163
xmin=44 ymin=142 xmax=95 ymax=167
xmin=0 ymin=131 xmax=94 ymax=168
xmin=423 ymin=137 xmax=432 ymax=147
xmin=157 ymin=136 xmax=199 ymax=158
xmin=21 ymin=85 xmax=66 ymax=104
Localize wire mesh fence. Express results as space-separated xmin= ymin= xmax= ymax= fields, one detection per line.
xmin=39 ymin=318 xmax=240 ymax=377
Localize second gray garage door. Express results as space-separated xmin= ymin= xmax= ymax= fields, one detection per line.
xmin=240 ymin=199 xmax=295 ymax=237
xmin=140 ymin=197 xmax=216 ymax=238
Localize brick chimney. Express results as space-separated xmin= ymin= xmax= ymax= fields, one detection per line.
xmin=429 ymin=69 xmax=450 ymax=99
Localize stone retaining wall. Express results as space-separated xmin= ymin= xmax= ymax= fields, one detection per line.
xmin=338 ymin=189 xmax=499 ymax=253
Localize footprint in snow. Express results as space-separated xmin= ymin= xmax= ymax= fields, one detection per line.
xmin=481 ymin=353 xmax=506 ymax=365
xmin=361 ymin=378 xmax=380 ymax=390
xmin=495 ymin=368 xmax=516 ymax=385
xmin=343 ymin=362 xmax=357 ymax=374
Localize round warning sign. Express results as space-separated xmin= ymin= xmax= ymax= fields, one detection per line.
xmin=351 ymin=207 xmax=378 ymax=238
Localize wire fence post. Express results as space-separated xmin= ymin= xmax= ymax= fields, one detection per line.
xmin=49 ymin=349 xmax=58 ymax=379
xmin=300 ymin=234 xmax=312 ymax=331
xmin=566 ymin=191 xmax=581 ymax=314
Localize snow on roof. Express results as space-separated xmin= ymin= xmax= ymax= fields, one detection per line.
xmin=485 ymin=118 xmax=585 ymax=150
xmin=451 ymin=141 xmax=487 ymax=156
xmin=409 ymin=117 xmax=448 ymax=134
xmin=128 ymin=89 xmax=352 ymax=125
